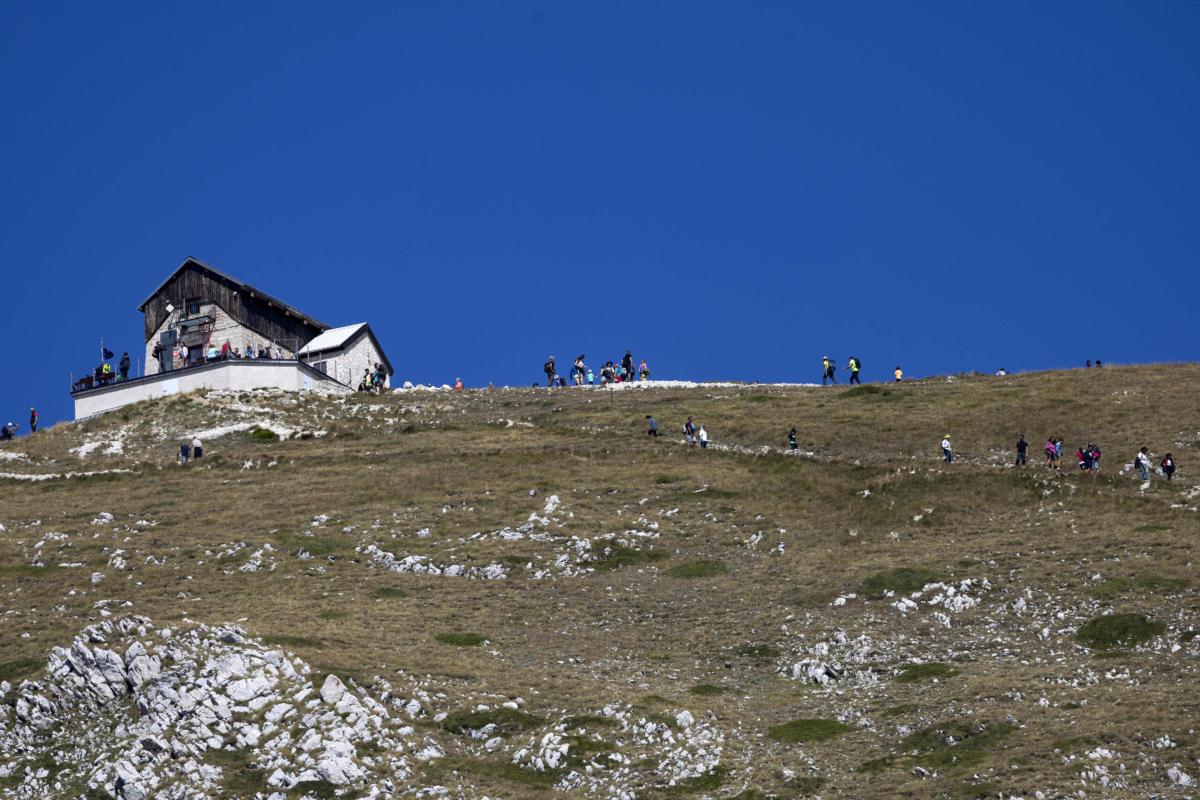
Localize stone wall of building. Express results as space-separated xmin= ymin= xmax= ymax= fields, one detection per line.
xmin=309 ymin=332 xmax=391 ymax=389
xmin=144 ymin=302 xmax=303 ymax=376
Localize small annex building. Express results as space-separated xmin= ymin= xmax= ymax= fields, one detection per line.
xmin=71 ymin=257 xmax=393 ymax=418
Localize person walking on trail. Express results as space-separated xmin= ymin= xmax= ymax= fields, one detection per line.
xmin=543 ymin=356 xmax=556 ymax=387
xmin=1054 ymin=438 xmax=1063 ymax=468
xmin=573 ymin=356 xmax=586 ymax=386
xmin=822 ymin=357 xmax=837 ymax=385
xmin=941 ymin=435 xmax=953 ymax=463
xmin=29 ymin=407 xmax=38 ymax=433
xmin=1044 ymin=437 xmax=1057 ymax=468
xmin=684 ymin=417 xmax=697 ymax=446
xmin=894 ymin=366 xmax=903 ymax=382
xmin=192 ymin=436 xmax=203 ymax=460
xmin=1136 ymin=447 xmax=1152 ymax=481
xmin=646 ymin=415 xmax=658 ymax=436
xmin=1161 ymin=453 xmax=1176 ymax=481
xmin=848 ymin=357 xmax=862 ymax=385
xmin=454 ymin=377 xmax=464 ymax=392
xmin=788 ymin=428 xmax=798 ymax=450
xmin=179 ymin=440 xmax=190 ymax=464
xmin=638 ymin=359 xmax=649 ymax=381
xmin=1015 ymin=435 xmax=1028 ymax=467
xmin=119 ymin=352 xmax=131 ymax=380
xmin=698 ymin=425 xmax=709 ymax=449
xmin=622 ymin=351 xmax=634 ymax=384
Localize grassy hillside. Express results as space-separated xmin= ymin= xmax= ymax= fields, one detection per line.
xmin=1 ymin=365 xmax=1198 ymax=798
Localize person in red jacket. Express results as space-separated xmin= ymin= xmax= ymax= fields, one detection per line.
xmin=29 ymin=407 xmax=38 ymax=433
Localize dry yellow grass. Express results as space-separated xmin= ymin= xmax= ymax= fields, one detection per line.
xmin=1 ymin=365 xmax=1198 ymax=798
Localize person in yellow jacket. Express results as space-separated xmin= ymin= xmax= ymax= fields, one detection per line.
xmin=822 ymin=357 xmax=836 ymax=385
xmin=894 ymin=366 xmax=903 ymax=382
xmin=848 ymin=357 xmax=861 ymax=385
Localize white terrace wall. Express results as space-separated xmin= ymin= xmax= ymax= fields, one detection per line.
xmin=144 ymin=302 xmax=301 ymax=377
xmin=74 ymin=361 xmax=349 ymax=419
xmin=310 ymin=333 xmax=391 ymax=389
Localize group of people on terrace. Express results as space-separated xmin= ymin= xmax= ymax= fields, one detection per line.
xmin=543 ymin=352 xmax=650 ymax=387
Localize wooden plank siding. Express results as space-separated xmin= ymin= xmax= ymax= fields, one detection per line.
xmin=140 ymin=262 xmax=326 ymax=347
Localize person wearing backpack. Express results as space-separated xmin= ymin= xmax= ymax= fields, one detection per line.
xmin=941 ymin=435 xmax=953 ymax=463
xmin=1161 ymin=453 xmax=1176 ymax=480
xmin=543 ymin=356 xmax=556 ymax=387
xmin=788 ymin=428 xmax=798 ymax=450
xmin=1044 ymin=438 xmax=1056 ymax=468
xmin=848 ymin=357 xmax=861 ymax=384
xmin=822 ymin=357 xmax=837 ymax=385
xmin=1015 ymin=435 xmax=1027 ymax=467
xmin=1136 ymin=447 xmax=1151 ymax=481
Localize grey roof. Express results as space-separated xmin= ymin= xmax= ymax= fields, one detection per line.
xmin=137 ymin=256 xmax=330 ymax=331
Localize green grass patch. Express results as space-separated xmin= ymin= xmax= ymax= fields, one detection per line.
xmin=205 ymin=748 xmax=270 ymax=795
xmin=1075 ymin=613 xmax=1165 ymax=650
xmin=260 ymin=635 xmax=325 ymax=650
xmin=859 ymin=567 xmax=940 ymax=597
xmin=592 ymin=545 xmax=669 ymax=571
xmin=0 ymin=657 xmax=43 ymax=683
xmin=768 ymin=718 xmax=850 ymax=744
xmin=668 ymin=560 xmax=726 ymax=578
xmin=372 ymin=586 xmax=408 ymax=599
xmin=249 ymin=427 xmax=279 ymax=442
xmin=436 ymin=632 xmax=487 ymax=647
xmin=735 ymin=642 xmax=781 ymax=660
xmin=902 ymin=721 xmax=1015 ymax=771
xmin=895 ymin=662 xmax=957 ymax=683
xmin=839 ymin=384 xmax=897 ymax=400
xmin=1088 ymin=575 xmax=1188 ymax=599
xmin=688 ymin=684 xmax=729 ymax=696
xmin=441 ymin=707 xmax=543 ymax=737
xmin=563 ymin=714 xmax=618 ymax=730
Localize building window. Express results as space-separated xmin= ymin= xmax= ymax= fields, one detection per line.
xmin=313 ymin=361 xmax=327 ymax=374
xmin=185 ymin=298 xmax=203 ymax=317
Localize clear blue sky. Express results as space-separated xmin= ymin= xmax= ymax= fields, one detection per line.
xmin=3 ymin=2 xmax=1198 ymax=427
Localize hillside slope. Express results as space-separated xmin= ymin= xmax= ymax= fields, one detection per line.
xmin=1 ymin=365 xmax=1198 ymax=799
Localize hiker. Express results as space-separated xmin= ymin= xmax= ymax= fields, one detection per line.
xmin=1086 ymin=360 xmax=1092 ymax=368
xmin=119 ymin=352 xmax=131 ymax=379
xmin=192 ymin=436 xmax=203 ymax=460
xmin=1136 ymin=447 xmax=1151 ymax=481
xmin=179 ymin=344 xmax=190 ymax=366
xmin=1095 ymin=360 xmax=1102 ymax=368
xmin=0 ymin=424 xmax=14 ymax=441
xmin=179 ymin=440 xmax=190 ymax=464
xmin=699 ymin=425 xmax=709 ymax=449
xmin=684 ymin=417 xmax=697 ymax=446
xmin=543 ymin=356 xmax=556 ymax=387
xmin=788 ymin=428 xmax=798 ymax=450
xmin=1054 ymin=438 xmax=1063 ymax=468
xmin=29 ymin=407 xmax=37 ymax=433
xmin=1015 ymin=435 xmax=1027 ymax=467
xmin=996 ymin=367 xmax=1007 ymax=376
xmin=1076 ymin=446 xmax=1088 ymax=471
xmin=1044 ymin=438 xmax=1057 ymax=468
xmin=454 ymin=377 xmax=464 ymax=392
xmin=1161 ymin=453 xmax=1176 ymax=481
xmin=894 ymin=366 xmax=903 ymax=382
xmin=1089 ymin=443 xmax=1102 ymax=472
xmin=622 ymin=351 xmax=634 ymax=384
xmin=573 ymin=356 xmax=586 ymax=386
xmin=646 ymin=415 xmax=658 ymax=436
xmin=822 ymin=357 xmax=837 ymax=385
xmin=848 ymin=357 xmax=861 ymax=385
xmin=586 ymin=368 xmax=595 ymax=385
xmin=639 ymin=359 xmax=649 ymax=381
xmin=941 ymin=435 xmax=953 ymax=463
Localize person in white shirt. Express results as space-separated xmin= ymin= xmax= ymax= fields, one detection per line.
xmin=699 ymin=426 xmax=709 ymax=449
xmin=941 ymin=435 xmax=953 ymax=463
xmin=191 ymin=436 xmax=203 ymax=460
xmin=1136 ymin=447 xmax=1151 ymax=481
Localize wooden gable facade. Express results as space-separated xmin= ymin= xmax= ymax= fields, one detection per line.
xmin=139 ymin=258 xmax=328 ymax=348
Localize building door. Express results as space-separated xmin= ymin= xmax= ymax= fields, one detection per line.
xmin=159 ymin=330 xmax=178 ymax=372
